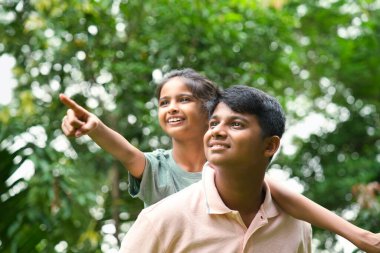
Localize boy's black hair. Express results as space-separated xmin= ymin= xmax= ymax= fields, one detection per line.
xmin=207 ymin=85 xmax=286 ymax=138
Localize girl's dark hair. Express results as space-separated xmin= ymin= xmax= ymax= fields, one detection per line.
xmin=155 ymin=68 xmax=220 ymax=110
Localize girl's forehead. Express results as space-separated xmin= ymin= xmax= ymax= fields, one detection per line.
xmin=160 ymin=78 xmax=192 ymax=96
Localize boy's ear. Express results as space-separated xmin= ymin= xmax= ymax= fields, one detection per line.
xmin=264 ymin=136 xmax=281 ymax=158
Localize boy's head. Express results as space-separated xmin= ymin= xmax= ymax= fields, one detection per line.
xmin=207 ymin=85 xmax=286 ymax=139
xmin=204 ymin=85 xmax=285 ymax=166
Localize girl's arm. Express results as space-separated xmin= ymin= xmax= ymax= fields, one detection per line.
xmin=60 ymin=94 xmax=145 ymax=179
xmin=267 ymin=177 xmax=380 ymax=253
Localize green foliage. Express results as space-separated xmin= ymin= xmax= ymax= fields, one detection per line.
xmin=0 ymin=0 xmax=379 ymax=252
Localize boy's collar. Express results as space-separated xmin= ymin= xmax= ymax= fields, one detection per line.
xmin=202 ymin=163 xmax=279 ymax=219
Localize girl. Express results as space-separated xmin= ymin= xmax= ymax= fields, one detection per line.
xmin=60 ymin=68 xmax=380 ymax=252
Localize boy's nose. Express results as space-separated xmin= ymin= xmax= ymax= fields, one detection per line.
xmin=211 ymin=124 xmax=227 ymax=138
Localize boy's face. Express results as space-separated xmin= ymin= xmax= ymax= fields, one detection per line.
xmin=204 ymin=102 xmax=270 ymax=169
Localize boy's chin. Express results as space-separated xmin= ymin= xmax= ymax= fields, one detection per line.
xmin=207 ymin=157 xmax=229 ymax=166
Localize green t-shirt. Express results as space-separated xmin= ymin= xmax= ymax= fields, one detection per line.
xmin=128 ymin=149 xmax=202 ymax=207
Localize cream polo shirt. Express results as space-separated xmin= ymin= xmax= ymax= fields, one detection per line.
xmin=119 ymin=163 xmax=312 ymax=253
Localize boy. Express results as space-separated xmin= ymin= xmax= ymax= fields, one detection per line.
xmin=118 ymin=85 xmax=312 ymax=252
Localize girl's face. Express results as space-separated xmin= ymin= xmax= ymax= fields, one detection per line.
xmin=158 ymin=77 xmax=208 ymax=140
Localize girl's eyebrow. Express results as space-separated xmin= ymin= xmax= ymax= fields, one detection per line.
xmin=158 ymin=96 xmax=169 ymax=101
xmin=176 ymin=93 xmax=194 ymax=97
xmin=159 ymin=93 xmax=194 ymax=101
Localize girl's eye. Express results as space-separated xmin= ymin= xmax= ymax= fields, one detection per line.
xmin=179 ymin=97 xmax=191 ymax=102
xmin=159 ymin=100 xmax=169 ymax=107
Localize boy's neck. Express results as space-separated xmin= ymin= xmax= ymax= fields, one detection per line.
xmin=214 ymin=166 xmax=266 ymax=227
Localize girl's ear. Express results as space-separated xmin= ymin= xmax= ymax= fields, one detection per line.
xmin=264 ymin=136 xmax=281 ymax=158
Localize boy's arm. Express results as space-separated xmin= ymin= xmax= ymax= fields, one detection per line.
xmin=60 ymin=94 xmax=145 ymax=179
xmin=267 ymin=177 xmax=380 ymax=253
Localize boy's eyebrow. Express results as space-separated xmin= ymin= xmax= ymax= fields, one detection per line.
xmin=209 ymin=114 xmax=249 ymax=122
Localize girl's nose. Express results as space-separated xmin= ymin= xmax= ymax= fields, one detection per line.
xmin=168 ymin=102 xmax=179 ymax=114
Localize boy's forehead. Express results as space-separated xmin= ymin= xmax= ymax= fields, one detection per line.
xmin=210 ymin=102 xmax=240 ymax=118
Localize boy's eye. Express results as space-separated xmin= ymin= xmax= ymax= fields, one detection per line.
xmin=209 ymin=121 xmax=218 ymax=128
xmin=231 ymin=122 xmax=243 ymax=128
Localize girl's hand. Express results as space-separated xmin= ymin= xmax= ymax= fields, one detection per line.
xmin=59 ymin=94 xmax=100 ymax=138
xmin=359 ymin=232 xmax=380 ymax=253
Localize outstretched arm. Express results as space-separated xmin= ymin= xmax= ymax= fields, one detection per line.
xmin=60 ymin=94 xmax=145 ymax=179
xmin=267 ymin=177 xmax=380 ymax=253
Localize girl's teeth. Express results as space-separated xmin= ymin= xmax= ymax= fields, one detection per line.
xmin=169 ymin=118 xmax=181 ymax=123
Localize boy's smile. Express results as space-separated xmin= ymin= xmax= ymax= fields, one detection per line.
xmin=208 ymin=140 xmax=230 ymax=151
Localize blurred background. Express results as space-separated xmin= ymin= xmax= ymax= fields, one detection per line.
xmin=0 ymin=0 xmax=379 ymax=252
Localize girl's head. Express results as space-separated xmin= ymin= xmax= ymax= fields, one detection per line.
xmin=156 ymin=68 xmax=220 ymax=112
xmin=156 ymin=68 xmax=220 ymax=140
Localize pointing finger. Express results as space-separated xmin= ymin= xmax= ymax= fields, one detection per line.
xmin=59 ymin=93 xmax=88 ymax=116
